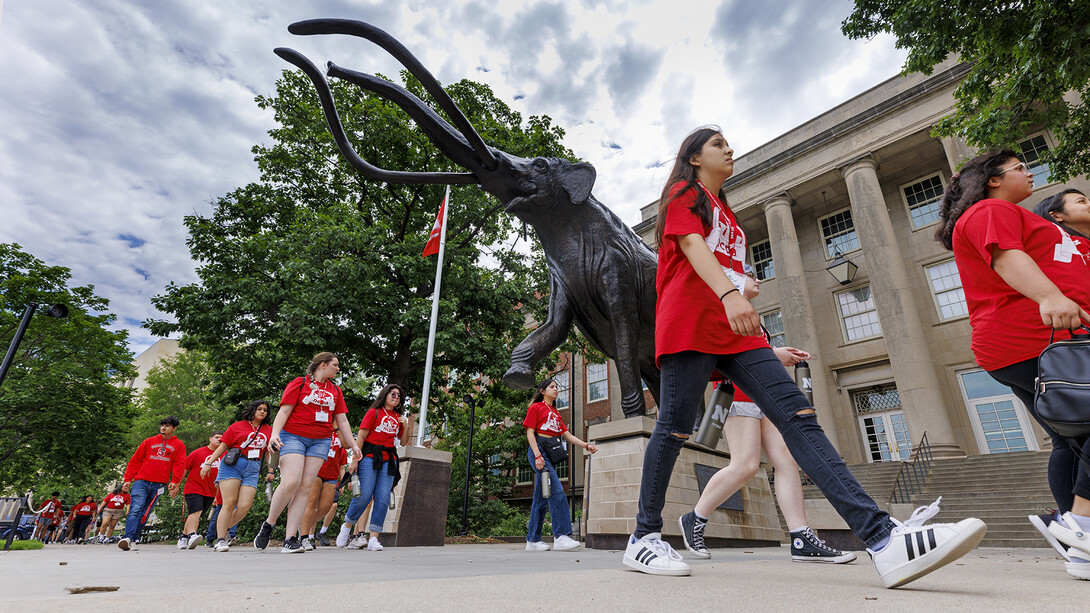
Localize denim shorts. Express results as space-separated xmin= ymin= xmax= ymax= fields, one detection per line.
xmin=280 ymin=430 xmax=332 ymax=459
xmin=216 ymin=455 xmax=261 ymax=488
xmin=322 ymin=478 xmax=338 ymax=485
xmin=727 ymin=400 xmax=765 ymax=419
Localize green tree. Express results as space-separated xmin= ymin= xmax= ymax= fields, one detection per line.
xmin=843 ymin=1 xmax=1090 ymax=180
xmin=0 ymin=243 xmax=136 ymax=493
xmin=147 ymin=70 xmax=568 ymax=412
xmin=129 ymin=349 xmax=224 ymax=453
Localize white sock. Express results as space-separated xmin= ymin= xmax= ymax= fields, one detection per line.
xmin=319 ymin=526 xmax=328 ymax=534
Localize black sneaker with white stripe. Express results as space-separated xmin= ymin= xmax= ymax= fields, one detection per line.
xmin=678 ymin=511 xmax=710 ymax=559
xmin=623 ymin=532 xmax=690 ymax=576
xmin=790 ymin=526 xmax=856 ymax=563
xmin=868 ymin=497 xmax=986 ymax=588
xmin=254 ymin=521 xmax=273 ymax=550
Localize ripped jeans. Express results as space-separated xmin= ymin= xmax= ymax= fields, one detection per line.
xmin=635 ymin=348 xmax=894 ymax=548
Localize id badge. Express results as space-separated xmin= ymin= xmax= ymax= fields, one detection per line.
xmin=247 ymin=449 xmax=260 ymax=459
xmin=157 ymin=486 xmax=165 ymax=495
xmin=327 ymin=447 xmax=336 ymax=458
xmin=315 ymin=411 xmax=330 ymax=423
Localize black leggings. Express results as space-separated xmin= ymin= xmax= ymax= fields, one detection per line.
xmin=71 ymin=515 xmax=93 ymax=541
xmin=988 ymin=357 xmax=1090 ymax=512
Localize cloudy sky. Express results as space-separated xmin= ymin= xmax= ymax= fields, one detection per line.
xmin=0 ymin=0 xmax=906 ymax=356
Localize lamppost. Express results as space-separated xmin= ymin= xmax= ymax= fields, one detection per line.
xmin=458 ymin=393 xmax=476 ymax=536
xmin=0 ymin=303 xmax=68 ymax=390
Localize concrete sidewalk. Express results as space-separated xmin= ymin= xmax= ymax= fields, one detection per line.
xmin=0 ymin=542 xmax=1080 ymax=612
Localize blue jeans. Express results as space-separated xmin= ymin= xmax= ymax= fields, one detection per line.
xmin=988 ymin=357 xmax=1090 ymax=511
xmin=527 ymin=447 xmax=572 ymax=541
xmin=205 ymin=505 xmax=238 ymax=542
xmin=344 ymin=456 xmax=394 ymax=533
xmin=280 ymin=430 xmax=332 ymax=459
xmin=636 ymin=349 xmax=893 ymax=548
xmin=124 ymin=480 xmax=163 ymax=541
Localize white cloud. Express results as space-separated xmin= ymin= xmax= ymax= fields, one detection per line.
xmin=0 ymin=0 xmax=906 ymax=355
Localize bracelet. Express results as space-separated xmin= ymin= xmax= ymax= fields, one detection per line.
xmin=534 ymin=455 xmax=542 ymax=459
xmin=719 ymin=288 xmax=739 ymax=301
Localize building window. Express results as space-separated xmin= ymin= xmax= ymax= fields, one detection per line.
xmin=554 ymin=370 xmax=570 ymax=409
xmin=750 ymin=240 xmax=775 ymax=280
xmin=836 ymin=285 xmax=882 ymax=341
xmin=926 ymin=260 xmax=968 ymax=320
xmin=819 ymin=209 xmax=860 ymax=258
xmin=555 ymin=460 xmax=569 ymax=481
xmin=761 ymin=310 xmax=786 ymax=347
xmin=1018 ymin=133 xmax=1053 ymax=187
xmin=902 ymin=174 xmax=944 ymax=228
xmin=587 ymin=362 xmax=608 ymax=402
xmin=517 ymin=462 xmax=533 ymax=484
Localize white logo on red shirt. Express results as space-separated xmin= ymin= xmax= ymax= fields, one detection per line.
xmin=374 ymin=414 xmax=401 ymax=435
xmin=1053 ymin=225 xmax=1086 ymax=264
xmin=301 ymin=386 xmax=336 ymax=410
xmin=250 ymin=432 xmax=268 ymax=450
xmin=540 ymin=413 xmax=564 ymax=434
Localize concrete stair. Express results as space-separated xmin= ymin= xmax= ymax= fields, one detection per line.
xmin=783 ymin=451 xmax=1054 ymax=548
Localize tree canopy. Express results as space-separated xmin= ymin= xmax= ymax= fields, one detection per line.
xmin=843 ymin=0 xmax=1090 ymax=180
xmin=148 ymin=69 xmax=570 ymax=413
xmin=0 ymin=243 xmax=136 ymax=493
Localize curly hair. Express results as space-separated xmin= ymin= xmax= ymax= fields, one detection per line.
xmin=934 ymin=150 xmax=1019 ymax=250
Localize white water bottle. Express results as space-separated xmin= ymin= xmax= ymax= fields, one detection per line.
xmin=350 ymin=473 xmax=361 ymax=497
xmin=540 ymin=471 xmax=551 ymax=498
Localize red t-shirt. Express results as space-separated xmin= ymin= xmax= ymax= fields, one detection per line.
xmin=38 ymin=498 xmax=62 ymax=520
xmin=72 ymin=502 xmax=97 ymax=516
xmin=522 ymin=402 xmax=568 ymax=437
xmin=281 ymin=376 xmax=348 ymax=439
xmin=953 ymin=198 xmax=1090 ymax=370
xmin=360 ymin=408 xmax=403 ymax=461
xmin=656 ymin=182 xmax=769 ymax=362
xmin=183 ymin=446 xmax=218 ymax=497
xmin=318 ymin=432 xmax=348 ymax=481
xmin=102 ymin=493 xmax=130 ymax=510
xmin=123 ymin=434 xmax=187 ymax=484
xmin=220 ymin=420 xmax=273 ymax=461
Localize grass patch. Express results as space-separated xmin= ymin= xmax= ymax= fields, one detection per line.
xmin=5 ymin=540 xmax=44 ymax=550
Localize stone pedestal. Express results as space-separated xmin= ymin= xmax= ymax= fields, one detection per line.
xmin=582 ymin=416 xmax=781 ymax=550
xmin=378 ymin=446 xmax=452 ymax=547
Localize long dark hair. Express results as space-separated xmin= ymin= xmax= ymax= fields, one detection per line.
xmin=370 ymin=383 xmax=406 ymax=414
xmin=240 ymin=399 xmax=272 ymax=426
xmin=654 ymin=126 xmax=728 ymax=246
xmin=531 ymin=378 xmax=555 ymax=404
xmin=935 ymin=149 xmax=1018 ymax=250
xmin=1034 ymin=189 xmax=1088 ymax=239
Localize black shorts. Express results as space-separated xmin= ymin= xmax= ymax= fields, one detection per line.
xmin=184 ymin=494 xmax=215 ymax=515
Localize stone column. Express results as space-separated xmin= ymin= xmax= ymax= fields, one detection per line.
xmin=940 ymin=135 xmax=973 ymax=174
xmin=761 ymin=194 xmax=841 ymax=450
xmin=840 ymin=156 xmax=961 ymax=458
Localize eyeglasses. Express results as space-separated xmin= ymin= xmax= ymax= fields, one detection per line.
xmin=388 ymin=391 xmax=401 ymax=397
xmin=998 ymin=161 xmax=1032 ymax=176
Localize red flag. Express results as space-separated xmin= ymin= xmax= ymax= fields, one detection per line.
xmin=422 ymin=195 xmax=446 ymax=257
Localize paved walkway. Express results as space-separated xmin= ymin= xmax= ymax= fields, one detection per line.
xmin=0 ymin=542 xmax=1081 ymax=611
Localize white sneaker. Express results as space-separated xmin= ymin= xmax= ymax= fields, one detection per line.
xmin=1048 ymin=512 xmax=1090 ymax=557
xmin=553 ymin=535 xmax=581 ymax=551
xmin=347 ymin=534 xmax=367 ymax=550
xmin=367 ymin=536 xmax=384 ymax=551
xmin=117 ymin=537 xmax=134 ymax=551
xmin=1066 ymin=546 xmax=1090 ymax=580
xmin=176 ymin=536 xmax=188 ymax=549
xmin=214 ymin=539 xmax=230 ymax=552
xmin=868 ymin=498 xmax=986 ymax=588
xmin=186 ymin=533 xmax=203 ymax=549
xmin=525 ymin=541 xmax=550 ymax=551
xmin=336 ymin=523 xmax=352 ymax=548
xmin=302 ymin=536 xmax=315 ymax=551
xmin=623 ymin=532 xmax=691 ymax=576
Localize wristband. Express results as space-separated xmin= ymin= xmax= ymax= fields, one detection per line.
xmin=534 ymin=455 xmax=542 ymax=460
xmin=719 ymin=288 xmax=739 ymax=301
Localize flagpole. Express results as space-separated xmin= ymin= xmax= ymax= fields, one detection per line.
xmin=416 ymin=186 xmax=450 ymax=447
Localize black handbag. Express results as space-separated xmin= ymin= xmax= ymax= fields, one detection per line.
xmin=1035 ymin=326 xmax=1090 ymax=468
xmin=537 ymin=436 xmax=568 ymax=466
xmin=222 ymin=447 xmax=241 ymax=466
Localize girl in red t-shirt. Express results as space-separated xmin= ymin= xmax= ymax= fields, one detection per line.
xmin=939 ymin=151 xmax=1090 ymax=576
xmin=254 ymin=352 xmax=361 ymax=553
xmin=523 ymin=378 xmax=597 ymax=552
xmin=340 ymin=383 xmax=411 ymax=551
xmin=626 ymin=128 xmax=983 ymax=586
xmin=201 ymin=399 xmax=274 ymax=552
xmin=67 ymin=496 xmax=97 ymax=543
xmin=95 ymin=487 xmax=130 ymax=543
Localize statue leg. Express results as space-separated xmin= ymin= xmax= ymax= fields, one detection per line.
xmin=504 ymin=280 xmax=574 ymax=390
xmin=611 ymin=317 xmax=648 ymax=417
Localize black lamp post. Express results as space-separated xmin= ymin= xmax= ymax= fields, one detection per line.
xmin=825 ymin=251 xmax=859 ymax=285
xmin=458 ymin=393 xmax=476 ymax=536
xmin=0 ymin=303 xmax=68 ymax=390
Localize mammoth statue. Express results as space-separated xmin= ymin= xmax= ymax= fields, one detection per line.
xmin=276 ymin=19 xmax=658 ymax=417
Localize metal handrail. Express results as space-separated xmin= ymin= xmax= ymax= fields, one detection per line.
xmin=888 ymin=432 xmax=933 ymax=505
